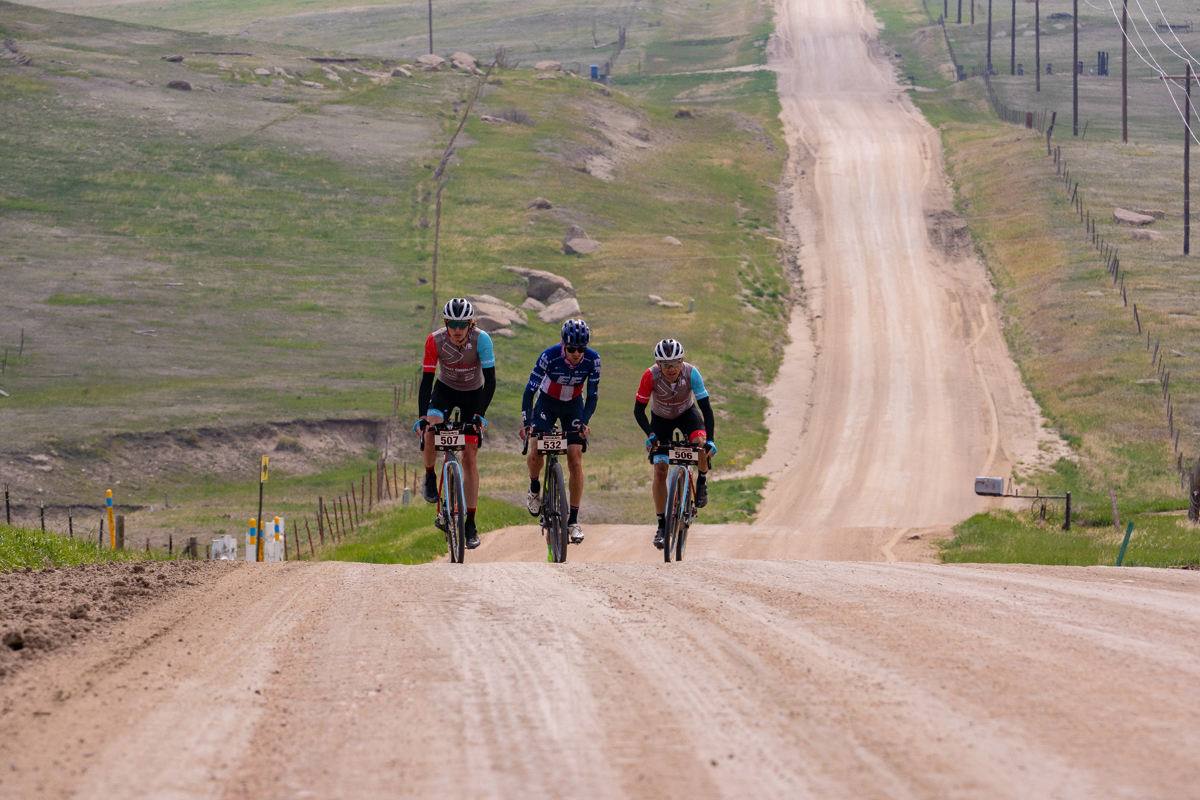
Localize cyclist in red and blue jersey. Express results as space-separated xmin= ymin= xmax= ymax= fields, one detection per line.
xmin=416 ymin=298 xmax=496 ymax=549
xmin=634 ymin=338 xmax=716 ymax=550
xmin=518 ymin=319 xmax=600 ymax=544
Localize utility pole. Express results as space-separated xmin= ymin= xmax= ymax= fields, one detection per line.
xmin=1010 ymin=0 xmax=1016 ymax=75
xmin=1163 ymin=69 xmax=1196 ymax=254
xmin=1073 ymin=0 xmax=1079 ymax=136
xmin=1123 ymin=0 xmax=1129 ymax=143
xmin=945 ymin=0 xmax=948 ymax=19
xmin=428 ymin=0 xmax=434 ymax=55
xmin=1036 ymin=0 xmax=1041 ymax=91
xmin=987 ymin=0 xmax=993 ymax=73
xmin=972 ymin=0 xmax=975 ymax=25
xmin=958 ymin=0 xmax=962 ymax=24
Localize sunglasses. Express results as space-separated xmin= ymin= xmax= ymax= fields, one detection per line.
xmin=564 ymin=345 xmax=586 ymax=354
xmin=657 ymin=359 xmax=683 ymax=369
xmin=445 ymin=320 xmax=471 ymax=330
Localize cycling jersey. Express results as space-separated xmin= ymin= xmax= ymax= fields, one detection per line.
xmin=423 ymin=327 xmax=495 ymax=391
xmin=635 ymin=362 xmax=708 ymax=420
xmin=522 ymin=344 xmax=600 ymax=424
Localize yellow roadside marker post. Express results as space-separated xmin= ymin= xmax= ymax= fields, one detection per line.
xmin=256 ymin=456 xmax=268 ymax=562
xmin=106 ymin=489 xmax=115 ymax=550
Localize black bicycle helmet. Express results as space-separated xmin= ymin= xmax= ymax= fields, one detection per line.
xmin=561 ymin=319 xmax=591 ymax=347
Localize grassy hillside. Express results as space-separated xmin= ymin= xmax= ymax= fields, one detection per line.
xmin=9 ymin=0 xmax=773 ymax=79
xmin=868 ymin=0 xmax=1200 ymax=566
xmin=0 ymin=0 xmax=788 ymax=538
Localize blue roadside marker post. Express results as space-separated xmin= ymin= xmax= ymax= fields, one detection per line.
xmin=1116 ymin=522 xmax=1135 ymax=566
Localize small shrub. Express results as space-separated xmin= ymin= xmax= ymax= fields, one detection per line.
xmin=498 ymin=107 xmax=535 ymax=126
xmin=275 ymin=436 xmax=303 ymax=452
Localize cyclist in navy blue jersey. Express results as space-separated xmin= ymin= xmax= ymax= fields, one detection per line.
xmin=518 ymin=319 xmax=600 ymax=544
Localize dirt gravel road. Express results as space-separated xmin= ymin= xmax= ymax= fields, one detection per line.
xmin=6 ymin=1 xmax=1196 ymax=797
xmin=4 ymin=561 xmax=1200 ymax=798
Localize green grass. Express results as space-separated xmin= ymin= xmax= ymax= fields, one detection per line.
xmin=311 ymin=495 xmax=527 ymax=564
xmin=0 ymin=522 xmax=157 ymax=570
xmin=704 ymin=476 xmax=765 ymax=523
xmin=942 ymin=509 xmax=1200 ymax=567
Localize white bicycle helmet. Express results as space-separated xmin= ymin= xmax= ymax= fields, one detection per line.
xmin=653 ymin=338 xmax=685 ymax=362
xmin=442 ymin=297 xmax=474 ymax=322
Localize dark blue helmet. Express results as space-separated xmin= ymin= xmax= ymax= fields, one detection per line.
xmin=561 ymin=319 xmax=590 ymax=347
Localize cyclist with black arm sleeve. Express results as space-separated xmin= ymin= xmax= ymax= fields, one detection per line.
xmin=633 ymin=338 xmax=716 ymax=550
xmin=415 ymin=298 xmax=496 ymax=550
xmin=519 ymin=319 xmax=600 ymax=545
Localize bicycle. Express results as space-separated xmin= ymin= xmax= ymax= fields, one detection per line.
xmin=522 ymin=426 xmax=573 ymax=563
xmin=420 ymin=413 xmax=470 ymax=563
xmin=660 ymin=437 xmax=703 ymax=563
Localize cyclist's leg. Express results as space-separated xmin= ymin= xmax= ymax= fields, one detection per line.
xmin=649 ymin=412 xmax=675 ymax=515
xmin=566 ymin=444 xmax=585 ymax=507
xmin=458 ymin=389 xmax=484 ymax=511
xmin=678 ymin=406 xmax=709 ymax=507
xmin=423 ymin=382 xmax=452 ymax=472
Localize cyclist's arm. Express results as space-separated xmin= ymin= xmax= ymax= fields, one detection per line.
xmin=696 ymin=396 xmax=715 ymax=441
xmin=634 ymin=400 xmax=653 ymax=436
xmin=418 ymin=333 xmax=438 ymax=417
xmin=417 ymin=371 xmax=435 ymax=417
xmin=582 ymin=353 xmax=600 ymax=426
xmin=521 ymin=386 xmax=537 ymax=426
xmin=478 ymin=366 xmax=496 ymax=417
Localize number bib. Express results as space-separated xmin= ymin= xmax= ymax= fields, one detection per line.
xmin=668 ymin=446 xmax=699 ymax=465
xmin=436 ymin=431 xmax=466 ymax=450
xmin=537 ymin=435 xmax=567 ymax=454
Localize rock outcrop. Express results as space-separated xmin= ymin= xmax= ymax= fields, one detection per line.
xmin=538 ymin=297 xmax=582 ymax=323
xmin=563 ymin=238 xmax=602 ymax=255
xmin=450 ymin=52 xmax=476 ymax=71
xmin=1114 ymin=208 xmax=1156 ymax=226
xmin=662 ymin=236 xmax=682 ymax=246
xmin=526 ymin=197 xmax=553 ymax=210
xmin=415 ymin=54 xmax=445 ymax=67
xmin=505 ymin=266 xmax=577 ymax=303
xmin=1130 ymin=230 xmax=1165 ymax=241
xmin=465 ymin=294 xmax=528 ymax=333
xmin=534 ymin=60 xmax=562 ymax=71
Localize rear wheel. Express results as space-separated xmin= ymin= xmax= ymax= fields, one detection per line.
xmin=663 ymin=466 xmax=686 ymax=563
xmin=443 ymin=460 xmax=466 ymax=563
xmin=546 ymin=461 xmax=569 ymax=563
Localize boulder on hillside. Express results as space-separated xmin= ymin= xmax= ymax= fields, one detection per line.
xmin=526 ymin=197 xmax=553 ymax=210
xmin=161 ymin=54 xmax=184 ymax=62
xmin=415 ymin=54 xmax=445 ymax=67
xmin=1133 ymin=208 xmax=1166 ymax=220
xmin=657 ymin=301 xmax=684 ymax=308
xmin=1131 ymin=229 xmax=1165 ymax=242
xmin=505 ymin=266 xmax=576 ymax=302
xmin=465 ymin=294 xmax=528 ymax=333
xmin=535 ymin=74 xmax=557 ymax=80
xmin=1114 ymin=207 xmax=1155 ymax=226
xmin=534 ymin=60 xmax=562 ymax=71
xmin=521 ymin=297 xmax=546 ymax=312
xmin=662 ymin=236 xmax=682 ymax=246
xmin=166 ymin=80 xmax=193 ymax=91
xmin=392 ymin=67 xmax=412 ymax=78
xmin=545 ymin=287 xmax=574 ymax=305
xmin=538 ymin=297 xmax=582 ymax=323
xmin=450 ymin=52 xmax=476 ymax=70
xmin=254 ymin=68 xmax=272 ymax=76
xmin=563 ymin=238 xmax=602 ymax=255
xmin=648 ymin=294 xmax=664 ymax=305
xmin=562 ymin=223 xmax=588 ymax=245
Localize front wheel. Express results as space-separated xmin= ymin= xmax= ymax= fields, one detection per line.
xmin=546 ymin=461 xmax=569 ymax=563
xmin=443 ymin=460 xmax=466 ymax=563
xmin=663 ymin=465 xmax=687 ymax=563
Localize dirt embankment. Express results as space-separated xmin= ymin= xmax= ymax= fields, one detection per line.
xmin=0 ymin=561 xmax=232 ymax=684
xmin=3 ymin=417 xmax=411 ymax=511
